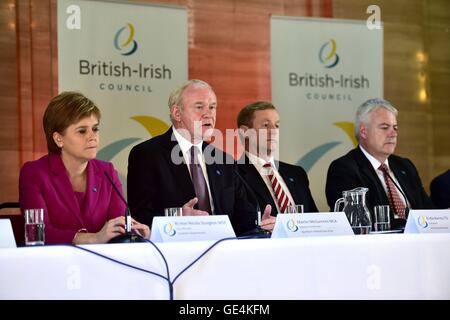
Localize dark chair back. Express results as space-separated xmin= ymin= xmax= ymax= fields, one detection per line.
xmin=0 ymin=202 xmax=24 ymax=246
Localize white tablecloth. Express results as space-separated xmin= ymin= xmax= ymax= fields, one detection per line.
xmin=1 ymin=234 xmax=449 ymax=299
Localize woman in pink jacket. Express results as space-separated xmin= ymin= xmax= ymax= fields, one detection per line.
xmin=19 ymin=91 xmax=150 ymax=244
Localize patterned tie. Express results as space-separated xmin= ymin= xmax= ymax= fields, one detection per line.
xmin=378 ymin=164 xmax=406 ymax=219
xmin=263 ymin=163 xmax=292 ymax=213
xmin=190 ymin=146 xmax=212 ymax=213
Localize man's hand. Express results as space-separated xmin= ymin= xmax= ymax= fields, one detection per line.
xmin=182 ymin=197 xmax=210 ymax=216
xmin=259 ymin=204 xmax=276 ymax=232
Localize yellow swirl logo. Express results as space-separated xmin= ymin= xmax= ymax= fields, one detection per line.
xmin=114 ymin=23 xmax=138 ymax=56
xmin=417 ymin=216 xmax=428 ymax=228
xmin=319 ymin=39 xmax=340 ymax=68
xmin=163 ymin=222 xmax=176 ymax=236
xmin=286 ymin=218 xmax=299 ymax=232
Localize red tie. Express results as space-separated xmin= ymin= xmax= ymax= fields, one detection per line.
xmin=263 ymin=163 xmax=292 ymax=213
xmin=378 ymin=164 xmax=406 ymax=219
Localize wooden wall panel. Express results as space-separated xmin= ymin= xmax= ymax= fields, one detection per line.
xmin=0 ymin=0 xmax=20 ymax=206
xmin=0 ymin=0 xmax=448 ymax=210
xmin=333 ymin=0 xmax=450 ymax=193
xmin=29 ymin=0 xmax=53 ymax=155
xmin=425 ymin=0 xmax=450 ymax=186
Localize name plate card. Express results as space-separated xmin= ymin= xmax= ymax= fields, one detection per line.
xmin=271 ymin=212 xmax=353 ymax=238
xmin=0 ymin=219 xmax=16 ymax=248
xmin=151 ymin=215 xmax=236 ymax=242
xmin=404 ymin=209 xmax=450 ymax=234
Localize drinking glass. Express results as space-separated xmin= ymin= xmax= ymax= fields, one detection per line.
xmin=164 ymin=207 xmax=183 ymax=217
xmin=285 ymin=204 xmax=304 ymax=214
xmin=374 ymin=205 xmax=391 ymax=232
xmin=24 ymin=208 xmax=45 ymax=245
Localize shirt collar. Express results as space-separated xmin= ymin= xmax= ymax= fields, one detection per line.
xmin=172 ymin=127 xmax=203 ymax=155
xmin=246 ymin=151 xmax=275 ymax=170
xmin=359 ymin=145 xmax=390 ymax=171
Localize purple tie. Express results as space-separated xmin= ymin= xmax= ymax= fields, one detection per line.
xmin=190 ymin=146 xmax=212 ymax=214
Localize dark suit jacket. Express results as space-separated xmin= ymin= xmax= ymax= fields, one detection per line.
xmin=127 ymin=128 xmax=256 ymax=236
xmin=325 ymin=147 xmax=434 ymax=228
xmin=19 ymin=153 xmax=125 ymax=244
xmin=237 ymin=155 xmax=318 ymax=215
xmin=430 ymin=169 xmax=450 ymax=209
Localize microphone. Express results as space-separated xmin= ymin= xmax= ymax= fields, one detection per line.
xmin=234 ymin=167 xmax=271 ymax=238
xmin=104 ymin=171 xmax=146 ymax=243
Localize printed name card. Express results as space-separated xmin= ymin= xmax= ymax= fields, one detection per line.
xmin=150 ymin=215 xmax=236 ymax=242
xmin=0 ymin=219 xmax=16 ymax=248
xmin=404 ymin=209 xmax=450 ymax=234
xmin=271 ymin=212 xmax=353 ymax=238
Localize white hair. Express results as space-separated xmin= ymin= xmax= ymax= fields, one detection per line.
xmin=167 ymin=79 xmax=212 ymax=123
xmin=355 ymin=98 xmax=398 ymax=141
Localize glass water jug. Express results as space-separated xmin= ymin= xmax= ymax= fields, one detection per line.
xmin=334 ymin=187 xmax=372 ymax=234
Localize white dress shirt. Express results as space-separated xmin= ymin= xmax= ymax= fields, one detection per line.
xmin=246 ymin=152 xmax=295 ymax=212
xmin=359 ymin=145 xmax=408 ymax=208
xmin=172 ymin=128 xmax=215 ymax=213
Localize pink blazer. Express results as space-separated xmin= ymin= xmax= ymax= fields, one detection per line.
xmin=19 ymin=153 xmax=126 ymax=244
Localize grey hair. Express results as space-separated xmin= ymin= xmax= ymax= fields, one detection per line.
xmin=354 ymin=98 xmax=398 ymax=141
xmin=168 ymin=79 xmax=212 ymax=123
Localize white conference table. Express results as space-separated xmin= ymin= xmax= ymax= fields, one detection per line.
xmin=1 ymin=233 xmax=449 ymax=299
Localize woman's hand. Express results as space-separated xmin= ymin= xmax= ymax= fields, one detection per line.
xmin=131 ymin=218 xmax=151 ymax=239
xmin=72 ymin=216 xmax=126 ymax=245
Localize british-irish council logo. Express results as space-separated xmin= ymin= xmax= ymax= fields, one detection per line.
xmin=319 ymin=38 xmax=340 ymax=68
xmin=114 ymin=23 xmax=138 ymax=56
xmin=163 ymin=222 xmax=176 ymax=236
xmin=417 ymin=216 xmax=428 ymax=228
xmin=286 ymin=218 xmax=299 ymax=232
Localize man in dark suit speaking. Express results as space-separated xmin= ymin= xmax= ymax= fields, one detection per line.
xmin=236 ymin=101 xmax=318 ymax=215
xmin=325 ymin=98 xmax=434 ymax=229
xmin=127 ymin=79 xmax=274 ymax=236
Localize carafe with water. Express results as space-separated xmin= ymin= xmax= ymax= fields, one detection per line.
xmin=334 ymin=187 xmax=372 ymax=234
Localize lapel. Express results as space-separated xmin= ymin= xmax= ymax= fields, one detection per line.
xmin=204 ymin=143 xmax=223 ymax=214
xmin=277 ymin=161 xmax=302 ymax=205
xmin=84 ymin=160 xmax=102 ymax=219
xmin=389 ymin=157 xmax=413 ymax=205
xmin=48 ymin=153 xmax=84 ymax=226
xmin=353 ymin=147 xmax=389 ymax=205
xmin=162 ymin=128 xmax=196 ymax=200
xmin=238 ymin=155 xmax=276 ymax=210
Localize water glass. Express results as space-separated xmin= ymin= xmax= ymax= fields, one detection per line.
xmin=164 ymin=207 xmax=183 ymax=217
xmin=24 ymin=208 xmax=45 ymax=245
xmin=374 ymin=205 xmax=391 ymax=232
xmin=285 ymin=204 xmax=304 ymax=214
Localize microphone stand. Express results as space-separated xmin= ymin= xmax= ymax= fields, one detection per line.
xmin=104 ymin=172 xmax=146 ymax=243
xmin=235 ymin=168 xmax=271 ymax=239
xmin=108 ymin=208 xmax=146 ymax=243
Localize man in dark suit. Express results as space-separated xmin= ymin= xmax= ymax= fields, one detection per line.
xmin=430 ymin=169 xmax=450 ymax=209
xmin=236 ymin=101 xmax=318 ymax=216
xmin=127 ymin=80 xmax=274 ymax=236
xmin=326 ymin=98 xmax=434 ymax=229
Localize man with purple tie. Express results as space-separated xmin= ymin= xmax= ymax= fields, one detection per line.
xmin=127 ymin=80 xmax=274 ymax=235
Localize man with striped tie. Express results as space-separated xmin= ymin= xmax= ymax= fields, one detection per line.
xmin=236 ymin=101 xmax=318 ymax=218
xmin=325 ymin=98 xmax=434 ymax=230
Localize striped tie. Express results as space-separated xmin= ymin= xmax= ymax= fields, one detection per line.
xmin=263 ymin=163 xmax=292 ymax=213
xmin=378 ymin=164 xmax=406 ymax=219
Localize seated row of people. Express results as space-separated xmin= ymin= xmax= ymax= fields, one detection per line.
xmin=19 ymin=80 xmax=443 ymax=244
